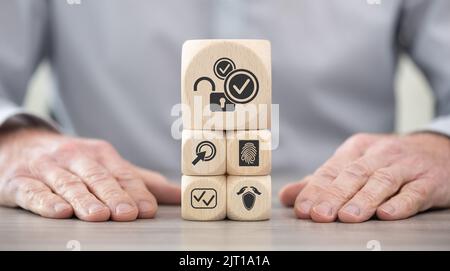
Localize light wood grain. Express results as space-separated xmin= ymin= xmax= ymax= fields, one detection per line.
xmin=226 ymin=130 xmax=271 ymax=175
xmin=181 ymin=175 xmax=226 ymax=221
xmin=1 ymin=195 xmax=450 ymax=250
xmin=181 ymin=39 xmax=271 ymax=130
xmin=227 ymin=175 xmax=271 ymax=221
xmin=182 ymin=130 xmax=226 ymax=175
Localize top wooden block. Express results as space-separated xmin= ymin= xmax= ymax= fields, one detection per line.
xmin=181 ymin=39 xmax=271 ymax=130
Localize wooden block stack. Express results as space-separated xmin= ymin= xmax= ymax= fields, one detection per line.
xmin=181 ymin=40 xmax=272 ymax=221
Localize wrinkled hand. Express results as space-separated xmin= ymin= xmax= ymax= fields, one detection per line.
xmin=279 ymin=133 xmax=450 ymax=223
xmin=0 ymin=128 xmax=180 ymax=221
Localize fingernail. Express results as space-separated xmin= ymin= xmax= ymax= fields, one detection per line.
xmin=138 ymin=201 xmax=153 ymax=213
xmin=115 ymin=203 xmax=135 ymax=215
xmin=298 ymin=200 xmax=313 ymax=214
xmin=314 ymin=202 xmax=333 ymax=217
xmin=381 ymin=204 xmax=395 ymax=215
xmin=54 ymin=203 xmax=70 ymax=213
xmin=343 ymin=204 xmax=360 ymax=216
xmin=89 ymin=203 xmax=106 ymax=214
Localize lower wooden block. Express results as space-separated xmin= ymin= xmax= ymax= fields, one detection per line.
xmin=181 ymin=175 xmax=227 ymax=221
xmin=226 ymin=175 xmax=271 ymax=221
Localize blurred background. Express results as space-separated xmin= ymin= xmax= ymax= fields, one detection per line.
xmin=25 ymin=55 xmax=433 ymax=134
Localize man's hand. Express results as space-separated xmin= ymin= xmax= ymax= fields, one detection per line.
xmin=0 ymin=128 xmax=180 ymax=221
xmin=279 ymin=133 xmax=450 ymax=223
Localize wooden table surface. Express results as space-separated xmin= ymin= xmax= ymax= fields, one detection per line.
xmin=1 ymin=179 xmax=450 ymax=251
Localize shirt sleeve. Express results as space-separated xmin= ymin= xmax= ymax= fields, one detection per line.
xmin=398 ymin=0 xmax=450 ymax=137
xmin=0 ymin=0 xmax=58 ymax=132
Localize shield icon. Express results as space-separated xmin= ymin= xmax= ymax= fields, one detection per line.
xmin=237 ymin=186 xmax=262 ymax=211
xmin=242 ymin=191 xmax=256 ymax=210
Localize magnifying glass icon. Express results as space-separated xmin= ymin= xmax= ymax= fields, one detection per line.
xmin=192 ymin=141 xmax=217 ymax=165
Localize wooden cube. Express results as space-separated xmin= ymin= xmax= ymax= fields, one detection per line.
xmin=227 ymin=175 xmax=271 ymax=221
xmin=181 ymin=39 xmax=271 ymax=130
xmin=182 ymin=130 xmax=226 ymax=175
xmin=182 ymin=175 xmax=227 ymax=221
xmin=226 ymin=130 xmax=271 ymax=176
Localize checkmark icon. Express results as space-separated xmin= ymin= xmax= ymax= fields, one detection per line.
xmin=202 ymin=195 xmax=215 ymax=206
xmin=223 ymin=69 xmax=259 ymax=104
xmin=219 ymin=64 xmax=231 ymax=75
xmin=191 ymin=188 xmax=217 ymax=209
xmin=232 ymin=78 xmax=250 ymax=95
xmin=193 ymin=191 xmax=206 ymax=202
xmin=214 ymin=58 xmax=235 ymax=79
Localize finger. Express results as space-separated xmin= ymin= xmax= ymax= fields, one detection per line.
xmin=377 ymin=179 xmax=433 ymax=220
xmin=118 ymin=178 xmax=158 ymax=218
xmin=338 ymin=160 xmax=422 ymax=223
xmin=95 ymin=151 xmax=158 ymax=218
xmin=87 ymin=140 xmax=180 ymax=205
xmin=134 ymin=166 xmax=181 ymax=205
xmin=294 ymin=134 xmax=379 ymax=219
xmin=310 ymin=152 xmax=394 ymax=223
xmin=8 ymin=176 xmax=73 ymax=219
xmin=62 ymin=154 xmax=138 ymax=221
xmin=29 ymin=157 xmax=110 ymax=221
xmin=278 ymin=180 xmax=308 ymax=207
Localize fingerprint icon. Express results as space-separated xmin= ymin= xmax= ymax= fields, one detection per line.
xmin=239 ymin=140 xmax=259 ymax=166
xmin=241 ymin=143 xmax=257 ymax=164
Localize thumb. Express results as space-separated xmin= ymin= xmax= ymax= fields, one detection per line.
xmin=279 ymin=180 xmax=309 ymax=207
xmin=134 ymin=167 xmax=181 ymax=205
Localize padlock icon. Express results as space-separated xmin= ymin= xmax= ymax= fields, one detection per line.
xmin=209 ymin=92 xmax=235 ymax=112
xmin=193 ymin=77 xmax=235 ymax=112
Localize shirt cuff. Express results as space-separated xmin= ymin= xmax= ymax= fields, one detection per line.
xmin=0 ymin=103 xmax=59 ymax=132
xmin=417 ymin=116 xmax=450 ymax=138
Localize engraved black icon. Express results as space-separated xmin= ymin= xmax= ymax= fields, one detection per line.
xmin=214 ymin=58 xmax=235 ymax=79
xmin=194 ymin=77 xmax=235 ymax=112
xmin=236 ymin=186 xmax=262 ymax=211
xmin=239 ymin=140 xmax=259 ymax=166
xmin=191 ymin=188 xmax=217 ymax=209
xmin=192 ymin=140 xmax=216 ymax=165
xmin=224 ymin=69 xmax=259 ymax=104
xmin=193 ymin=58 xmax=259 ymax=112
